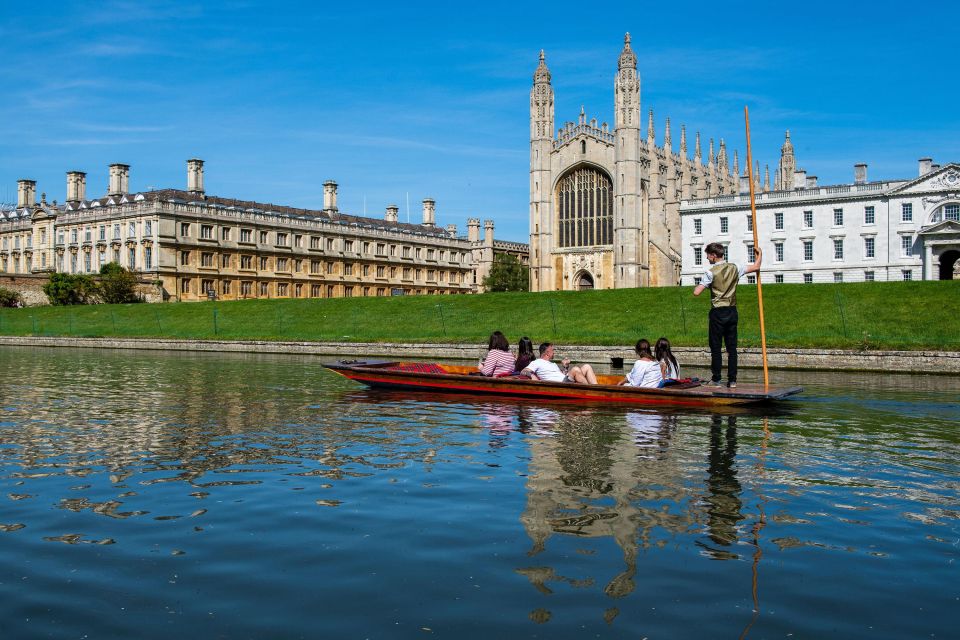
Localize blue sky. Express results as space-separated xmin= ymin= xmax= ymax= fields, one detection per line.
xmin=1 ymin=1 xmax=957 ymax=241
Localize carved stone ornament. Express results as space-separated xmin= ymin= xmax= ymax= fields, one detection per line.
xmin=922 ymin=192 xmax=960 ymax=207
xmin=932 ymin=170 xmax=960 ymax=189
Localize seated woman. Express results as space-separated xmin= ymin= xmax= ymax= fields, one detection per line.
xmin=478 ymin=330 xmax=515 ymax=377
xmin=655 ymin=337 xmax=680 ymax=386
xmin=619 ymin=339 xmax=663 ymax=388
xmin=514 ymin=336 xmax=535 ymax=373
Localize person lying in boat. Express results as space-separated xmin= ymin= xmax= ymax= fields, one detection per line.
xmin=521 ymin=342 xmax=598 ymax=384
xmin=619 ymin=339 xmax=663 ymax=388
xmin=478 ymin=330 xmax=516 ymax=377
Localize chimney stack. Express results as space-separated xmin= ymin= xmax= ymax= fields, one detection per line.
xmin=738 ymin=174 xmax=750 ymax=194
xmin=421 ymin=198 xmax=436 ymax=227
xmin=919 ymin=158 xmax=933 ymax=176
xmin=806 ymin=175 xmax=818 ymax=188
xmin=322 ymin=180 xmax=338 ymax=213
xmin=66 ymin=171 xmax=86 ymax=202
xmin=108 ymin=163 xmax=130 ymax=196
xmin=17 ymin=179 xmax=37 ymax=208
xmin=385 ymin=204 xmax=399 ymax=223
xmin=445 ymin=224 xmax=457 ymax=238
xmin=793 ymin=169 xmax=807 ymax=190
xmin=854 ymin=163 xmax=867 ymax=185
xmin=187 ymin=159 xmax=204 ymax=195
xmin=467 ymin=218 xmax=480 ymax=243
xmin=483 ymin=219 xmax=494 ymax=245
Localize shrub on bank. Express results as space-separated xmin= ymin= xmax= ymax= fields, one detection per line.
xmin=0 ymin=287 xmax=23 ymax=308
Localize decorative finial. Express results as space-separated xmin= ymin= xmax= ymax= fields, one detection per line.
xmin=539 ymin=49 xmax=545 ymax=62
xmin=41 ymin=192 xmax=47 ymax=204
xmin=625 ymin=33 xmax=631 ymax=47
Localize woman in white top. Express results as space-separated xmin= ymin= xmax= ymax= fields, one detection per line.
xmin=619 ymin=339 xmax=663 ymax=388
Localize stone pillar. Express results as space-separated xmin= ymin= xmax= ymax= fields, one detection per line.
xmin=66 ymin=171 xmax=86 ymax=202
xmin=385 ymin=204 xmax=399 ymax=223
xmin=17 ymin=179 xmax=37 ymax=208
xmin=445 ymin=224 xmax=457 ymax=238
xmin=187 ymin=158 xmax=205 ymax=194
xmin=467 ymin=218 xmax=480 ymax=243
xmin=323 ymin=180 xmax=338 ymax=213
xmin=108 ymin=163 xmax=130 ymax=196
xmin=422 ymin=198 xmax=436 ymax=227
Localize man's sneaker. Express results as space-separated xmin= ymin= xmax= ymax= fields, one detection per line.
xmin=727 ymin=382 xmax=737 ymax=389
xmin=703 ymin=379 xmax=723 ymax=388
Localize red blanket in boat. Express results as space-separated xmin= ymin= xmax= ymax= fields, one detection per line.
xmin=385 ymin=363 xmax=446 ymax=374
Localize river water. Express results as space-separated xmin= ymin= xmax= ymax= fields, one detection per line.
xmin=0 ymin=346 xmax=957 ymax=639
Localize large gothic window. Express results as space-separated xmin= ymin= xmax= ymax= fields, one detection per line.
xmin=556 ymin=166 xmax=613 ymax=248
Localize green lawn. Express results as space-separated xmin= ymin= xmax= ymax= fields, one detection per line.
xmin=0 ymin=280 xmax=957 ymax=351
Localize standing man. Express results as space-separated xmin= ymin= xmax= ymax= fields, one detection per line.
xmin=693 ymin=243 xmax=762 ymax=388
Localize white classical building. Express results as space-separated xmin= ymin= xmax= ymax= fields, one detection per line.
xmin=680 ymin=158 xmax=960 ymax=284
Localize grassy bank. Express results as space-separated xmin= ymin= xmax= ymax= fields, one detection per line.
xmin=0 ymin=281 xmax=957 ymax=351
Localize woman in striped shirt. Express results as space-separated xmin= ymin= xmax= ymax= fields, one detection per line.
xmin=478 ymin=331 xmax=515 ymax=377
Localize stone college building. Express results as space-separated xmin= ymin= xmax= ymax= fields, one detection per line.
xmin=0 ymin=161 xmax=528 ymax=302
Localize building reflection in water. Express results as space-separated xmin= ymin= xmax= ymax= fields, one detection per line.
xmin=516 ymin=407 xmax=687 ymax=603
xmin=510 ymin=403 xmax=751 ymax=623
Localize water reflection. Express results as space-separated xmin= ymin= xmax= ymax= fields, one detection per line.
xmin=1 ymin=347 xmax=959 ymax=639
xmin=700 ymin=415 xmax=744 ymax=559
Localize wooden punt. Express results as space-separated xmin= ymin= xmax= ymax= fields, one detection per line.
xmin=323 ymin=360 xmax=803 ymax=407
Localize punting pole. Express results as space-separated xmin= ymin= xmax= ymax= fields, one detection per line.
xmin=744 ymin=106 xmax=770 ymax=387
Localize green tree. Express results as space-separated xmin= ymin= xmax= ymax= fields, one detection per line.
xmin=0 ymin=286 xmax=24 ymax=308
xmin=99 ymin=262 xmax=142 ymax=304
xmin=43 ymin=273 xmax=98 ymax=305
xmin=482 ymin=253 xmax=530 ymax=292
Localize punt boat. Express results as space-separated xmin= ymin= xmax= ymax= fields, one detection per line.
xmin=323 ymin=360 xmax=802 ymax=408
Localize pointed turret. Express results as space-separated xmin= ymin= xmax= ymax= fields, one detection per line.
xmin=679 ymin=125 xmax=687 ymax=156
xmin=717 ymin=139 xmax=728 ymax=175
xmin=755 ymin=160 xmax=761 ymax=190
xmin=618 ymin=32 xmax=637 ymax=70
xmin=530 ymin=49 xmax=554 ymax=142
xmin=647 ymin=108 xmax=655 ymax=146
xmin=694 ymin=132 xmax=702 ymax=164
xmin=707 ymin=137 xmax=714 ymax=168
xmin=615 ymin=33 xmax=640 ymax=129
xmin=775 ymin=129 xmax=796 ymax=191
xmin=733 ymin=149 xmax=740 ymax=177
xmin=664 ymin=117 xmax=672 ymax=154
xmin=764 ymin=164 xmax=770 ymax=192
xmin=533 ymin=49 xmax=551 ymax=84
xmin=579 ymin=105 xmax=586 ymax=125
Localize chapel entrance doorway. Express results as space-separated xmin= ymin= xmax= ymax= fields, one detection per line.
xmin=576 ymin=271 xmax=595 ymax=290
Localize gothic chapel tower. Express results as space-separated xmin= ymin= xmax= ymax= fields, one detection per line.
xmin=530 ymin=51 xmax=554 ymax=292
xmin=613 ymin=33 xmax=645 ymax=287
xmin=528 ymin=34 xmax=736 ymax=291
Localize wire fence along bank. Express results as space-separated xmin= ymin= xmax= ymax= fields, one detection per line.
xmin=0 ymin=283 xmax=957 ymax=352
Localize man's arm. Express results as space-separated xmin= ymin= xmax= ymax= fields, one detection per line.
xmin=693 ymin=284 xmax=706 ymax=296
xmin=745 ymin=246 xmax=763 ymax=274
xmin=520 ymin=367 xmax=538 ymax=380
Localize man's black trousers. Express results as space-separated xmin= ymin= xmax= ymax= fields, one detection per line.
xmin=708 ymin=306 xmax=738 ymax=383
